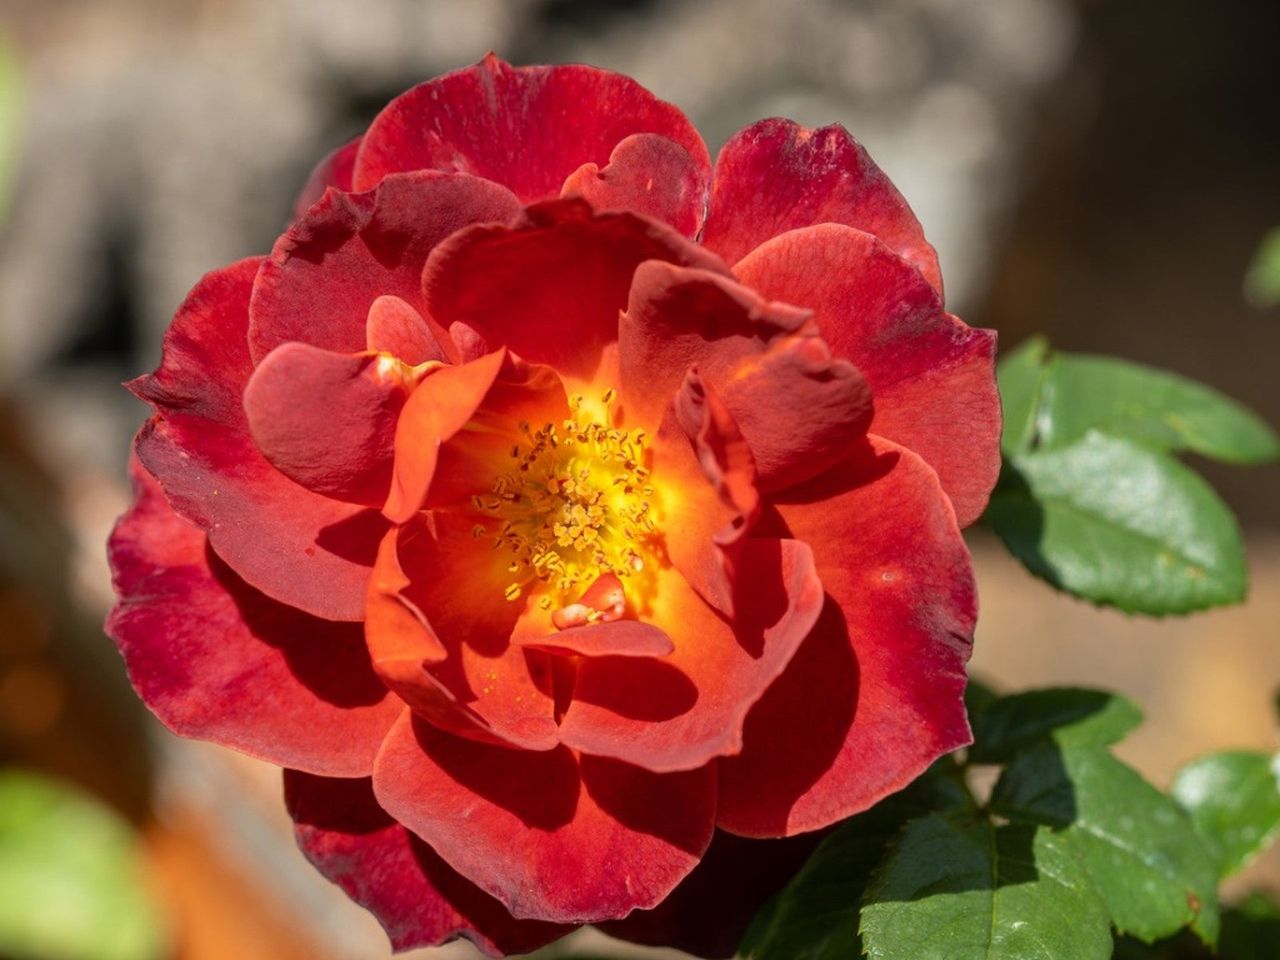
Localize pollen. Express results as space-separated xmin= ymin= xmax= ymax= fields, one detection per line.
xmin=473 ymin=388 xmax=659 ymax=611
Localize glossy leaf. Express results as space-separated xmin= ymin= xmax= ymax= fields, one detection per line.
xmin=993 ymin=743 xmax=1219 ymax=945
xmin=0 ymin=771 xmax=167 ymax=960
xmin=741 ymin=762 xmax=972 ymax=960
xmin=859 ymin=812 xmax=1111 ymax=960
xmin=997 ymin=339 xmax=1279 ymax=465
xmin=969 ymin=688 xmax=1143 ymax=764
xmin=987 ymin=431 xmax=1246 ymax=614
xmin=1171 ymin=750 xmax=1280 ymax=878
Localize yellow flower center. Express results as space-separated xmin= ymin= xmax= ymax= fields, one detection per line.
xmin=471 ymin=390 xmax=661 ymax=618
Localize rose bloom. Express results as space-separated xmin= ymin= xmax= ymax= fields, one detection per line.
xmin=108 ymin=56 xmax=999 ymax=957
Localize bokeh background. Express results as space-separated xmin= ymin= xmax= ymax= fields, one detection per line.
xmin=0 ymin=1 xmax=1276 ymax=957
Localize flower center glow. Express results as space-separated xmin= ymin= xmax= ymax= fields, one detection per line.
xmin=472 ymin=390 xmax=659 ymax=619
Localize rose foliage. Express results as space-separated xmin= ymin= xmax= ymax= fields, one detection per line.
xmin=107 ymin=55 xmax=1003 ymax=956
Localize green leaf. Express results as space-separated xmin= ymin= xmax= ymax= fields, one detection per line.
xmin=741 ymin=760 xmax=971 ymax=960
xmin=996 ymin=336 xmax=1051 ymax=457
xmin=969 ymin=688 xmax=1143 ymax=764
xmin=997 ymin=342 xmax=1278 ymax=465
xmin=1245 ymin=227 xmax=1280 ymax=308
xmin=1171 ymin=751 xmax=1280 ymax=878
xmin=987 ymin=431 xmax=1246 ymax=614
xmin=859 ymin=812 xmax=1112 ymax=960
xmin=993 ymin=743 xmax=1219 ymax=945
xmin=0 ymin=33 xmax=22 ymax=220
xmin=0 ymin=770 xmax=167 ymax=960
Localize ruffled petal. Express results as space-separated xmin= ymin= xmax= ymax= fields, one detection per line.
xmin=557 ymin=539 xmax=822 ymax=773
xmin=244 ymin=343 xmax=416 ymax=506
xmin=383 ymin=349 xmax=507 ymax=524
xmin=715 ymin=438 xmax=975 ymax=837
xmin=600 ymin=828 xmax=825 ymax=959
xmin=372 ymin=714 xmax=716 ymax=924
xmin=353 ymin=54 xmax=711 ymax=207
xmin=285 ymin=771 xmax=567 ymax=956
xmin=621 ymin=261 xmax=872 ymax=492
xmin=131 ymin=258 xmax=385 ymax=621
xmin=734 ymin=224 xmax=999 ymax=525
xmin=249 ymin=171 xmax=522 ymax=365
xmin=561 ymin=133 xmax=708 ymax=237
xmin=292 ymin=135 xmax=361 ymax=221
xmin=365 ymin=295 xmax=449 ymax=365
xmin=421 ymin=198 xmax=726 ymax=384
xmin=702 ymin=119 xmax=942 ymax=294
xmin=366 ymin=515 xmax=559 ymax=751
xmin=106 ymin=459 xmax=400 ymax=777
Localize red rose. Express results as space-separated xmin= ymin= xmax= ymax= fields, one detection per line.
xmin=108 ymin=55 xmax=999 ymax=956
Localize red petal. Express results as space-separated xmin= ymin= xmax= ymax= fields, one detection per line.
xmin=515 ymin=620 xmax=674 ymax=658
xmin=600 ymin=828 xmax=825 ymax=959
xmin=292 ymin=135 xmax=361 ymax=221
xmin=557 ymin=539 xmax=823 ymax=773
xmin=561 ymin=133 xmax=708 ymax=237
xmin=353 ymin=55 xmax=710 ymax=206
xmin=621 ymin=261 xmax=871 ymax=492
xmin=652 ymin=369 xmax=759 ymax=615
xmin=702 ymin=119 xmax=942 ymax=294
xmin=107 ymin=459 xmax=400 ymax=776
xmin=734 ymin=224 xmax=999 ymax=525
xmin=383 ymin=349 xmax=507 ymax=524
xmin=422 ymin=198 xmax=726 ymax=383
xmin=285 ymin=771 xmax=567 ymax=956
xmin=244 ymin=343 xmax=413 ymax=506
xmin=365 ymin=295 xmax=448 ymax=365
xmin=132 ymin=258 xmax=385 ymax=621
xmin=372 ymin=713 xmax=716 ymax=923
xmin=249 ymin=171 xmax=522 ymax=365
xmin=366 ymin=515 xmax=559 ymax=752
xmin=715 ymin=438 xmax=975 ymax=837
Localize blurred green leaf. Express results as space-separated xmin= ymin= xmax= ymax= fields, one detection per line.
xmin=993 ymin=743 xmax=1219 ymax=945
xmin=0 ymin=770 xmax=166 ymax=960
xmin=1244 ymin=227 xmax=1280 ymax=308
xmin=987 ymin=431 xmax=1246 ymax=614
xmin=741 ymin=761 xmax=972 ymax=960
xmin=859 ymin=812 xmax=1112 ymax=960
xmin=1171 ymin=751 xmax=1280 ymax=878
xmin=996 ymin=336 xmax=1051 ymax=457
xmin=1218 ymin=891 xmax=1280 ymax=959
xmin=0 ymin=33 xmax=22 ymax=219
xmin=969 ymin=688 xmax=1143 ymax=764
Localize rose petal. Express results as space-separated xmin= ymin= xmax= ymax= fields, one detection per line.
xmin=561 ymin=133 xmax=707 ymax=237
xmin=715 ymin=437 xmax=975 ymax=837
xmin=383 ymin=349 xmax=507 ymax=524
xmin=422 ymin=198 xmax=727 ymax=384
xmin=244 ymin=343 xmax=414 ymax=506
xmin=372 ymin=713 xmax=716 ymax=924
xmin=353 ymin=54 xmax=711 ymax=207
xmin=702 ymin=118 xmax=942 ymax=294
xmin=249 ymin=171 xmax=522 ymax=365
xmin=285 ymin=771 xmax=567 ymax=956
xmin=600 ymin=828 xmax=826 ymax=959
xmin=131 ymin=258 xmax=385 ymax=621
xmin=292 ymin=134 xmax=361 ymax=221
xmin=106 ymin=459 xmax=400 ymax=776
xmin=557 ymin=538 xmax=823 ymax=774
xmin=622 ymin=260 xmax=871 ymax=492
xmin=515 ymin=620 xmax=675 ymax=659
xmin=365 ymin=295 xmax=448 ymax=365
xmin=734 ymin=224 xmax=999 ymax=525
xmin=366 ymin=514 xmax=559 ymax=751
xmin=652 ymin=369 xmax=760 ymax=616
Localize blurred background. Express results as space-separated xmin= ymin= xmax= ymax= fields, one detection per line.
xmin=0 ymin=0 xmax=1275 ymax=957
